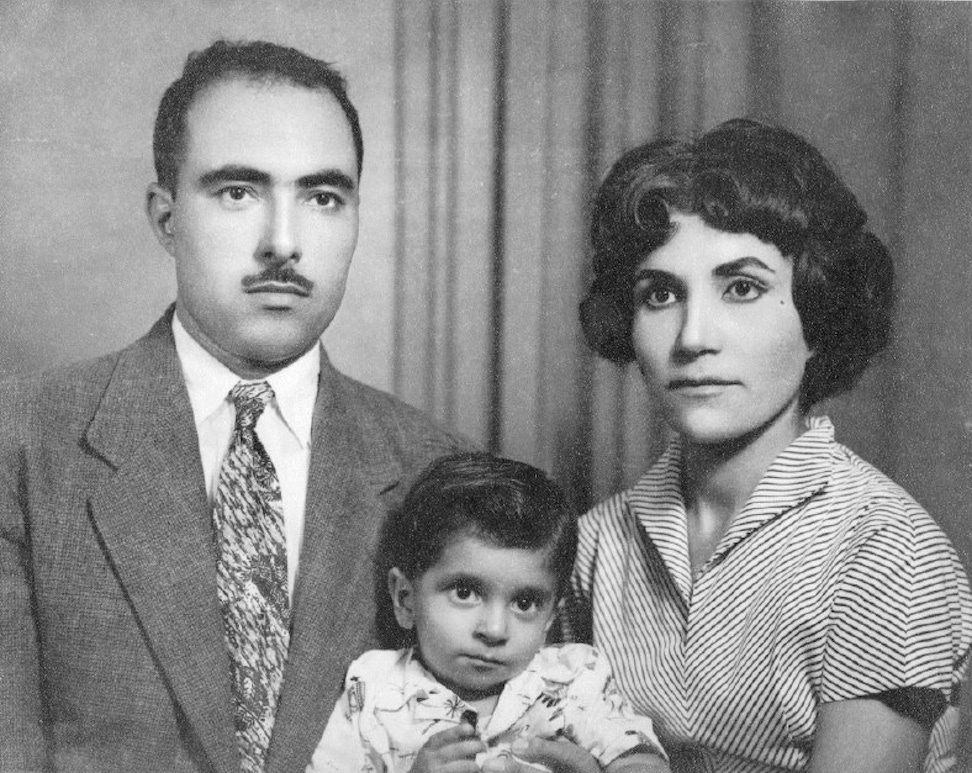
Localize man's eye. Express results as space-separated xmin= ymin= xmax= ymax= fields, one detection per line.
xmin=218 ymin=186 xmax=252 ymax=204
xmin=311 ymin=191 xmax=343 ymax=208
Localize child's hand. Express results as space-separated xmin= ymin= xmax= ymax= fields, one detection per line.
xmin=480 ymin=737 xmax=598 ymax=773
xmin=410 ymin=722 xmax=486 ymax=773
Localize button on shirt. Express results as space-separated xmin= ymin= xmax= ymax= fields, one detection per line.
xmin=565 ymin=416 xmax=972 ymax=772
xmin=172 ymin=314 xmax=319 ymax=598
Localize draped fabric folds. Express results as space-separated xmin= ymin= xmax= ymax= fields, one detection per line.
xmin=390 ymin=1 xmax=972 ymax=580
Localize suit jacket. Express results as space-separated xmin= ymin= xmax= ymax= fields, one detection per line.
xmin=0 ymin=311 xmax=467 ymax=773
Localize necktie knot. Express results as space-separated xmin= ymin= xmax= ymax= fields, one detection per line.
xmin=230 ymin=381 xmax=274 ymax=431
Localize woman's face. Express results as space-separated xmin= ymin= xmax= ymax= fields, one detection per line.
xmin=631 ymin=212 xmax=812 ymax=447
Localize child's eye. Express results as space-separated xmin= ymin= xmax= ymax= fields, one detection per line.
xmin=512 ymin=595 xmax=542 ymax=616
xmin=449 ymin=581 xmax=479 ymax=605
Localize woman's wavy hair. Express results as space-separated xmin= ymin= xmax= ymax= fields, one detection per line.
xmin=580 ymin=118 xmax=894 ymax=410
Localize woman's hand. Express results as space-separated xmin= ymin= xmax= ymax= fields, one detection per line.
xmin=480 ymin=737 xmax=600 ymax=773
xmin=410 ymin=722 xmax=485 ymax=773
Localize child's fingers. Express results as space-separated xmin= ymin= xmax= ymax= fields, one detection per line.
xmin=422 ymin=721 xmax=480 ymax=750
xmin=411 ymin=723 xmax=485 ymax=772
xmin=481 ymin=736 xmax=599 ymax=773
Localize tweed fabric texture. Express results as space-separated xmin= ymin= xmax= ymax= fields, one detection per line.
xmin=214 ymin=381 xmax=290 ymax=773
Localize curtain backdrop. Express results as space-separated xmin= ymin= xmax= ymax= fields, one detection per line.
xmin=391 ymin=0 xmax=972 ymax=574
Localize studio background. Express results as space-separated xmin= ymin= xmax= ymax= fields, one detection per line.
xmin=1 ymin=0 xmax=969 ymax=575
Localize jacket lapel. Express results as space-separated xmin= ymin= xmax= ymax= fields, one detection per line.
xmin=84 ymin=314 xmax=238 ymax=773
xmin=267 ymin=355 xmax=404 ymax=773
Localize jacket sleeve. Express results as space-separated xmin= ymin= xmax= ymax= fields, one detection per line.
xmin=0 ymin=423 xmax=47 ymax=771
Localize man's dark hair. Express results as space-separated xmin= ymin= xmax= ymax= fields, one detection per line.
xmin=580 ymin=118 xmax=894 ymax=409
xmin=153 ymin=39 xmax=363 ymax=193
xmin=374 ymin=453 xmax=577 ymax=649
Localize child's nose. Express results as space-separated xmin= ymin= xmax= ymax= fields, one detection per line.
xmin=474 ymin=603 xmax=509 ymax=645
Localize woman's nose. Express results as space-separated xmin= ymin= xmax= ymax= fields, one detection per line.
xmin=675 ymin=296 xmax=719 ymax=356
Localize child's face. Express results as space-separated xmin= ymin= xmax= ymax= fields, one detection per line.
xmin=389 ymin=532 xmax=559 ymax=704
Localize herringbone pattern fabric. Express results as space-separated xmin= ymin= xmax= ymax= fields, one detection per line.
xmin=213 ymin=381 xmax=290 ymax=773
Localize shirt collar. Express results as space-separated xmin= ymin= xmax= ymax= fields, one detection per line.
xmin=172 ymin=312 xmax=320 ymax=447
xmin=377 ymin=648 xmax=565 ymax=733
xmin=627 ymin=415 xmax=837 ymax=600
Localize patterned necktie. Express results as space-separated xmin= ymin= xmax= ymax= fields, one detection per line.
xmin=213 ymin=381 xmax=290 ymax=773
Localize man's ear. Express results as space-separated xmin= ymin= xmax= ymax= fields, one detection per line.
xmin=388 ymin=568 xmax=415 ymax=631
xmin=146 ymin=183 xmax=177 ymax=257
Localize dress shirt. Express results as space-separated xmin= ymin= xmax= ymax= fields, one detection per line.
xmin=172 ymin=312 xmax=319 ymax=598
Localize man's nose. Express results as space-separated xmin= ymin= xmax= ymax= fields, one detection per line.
xmin=259 ymin=195 xmax=301 ymax=264
xmin=474 ymin=603 xmax=509 ymax=646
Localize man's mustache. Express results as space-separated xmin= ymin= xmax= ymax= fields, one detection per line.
xmin=242 ymin=266 xmax=315 ymax=292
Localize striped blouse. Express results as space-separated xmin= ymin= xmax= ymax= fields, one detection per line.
xmin=564 ymin=416 xmax=972 ymax=772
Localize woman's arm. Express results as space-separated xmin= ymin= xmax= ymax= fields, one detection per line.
xmin=809 ymin=699 xmax=928 ymax=773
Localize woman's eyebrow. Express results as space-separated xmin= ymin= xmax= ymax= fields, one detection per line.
xmin=633 ymin=267 xmax=675 ymax=283
xmin=714 ymin=256 xmax=775 ymax=276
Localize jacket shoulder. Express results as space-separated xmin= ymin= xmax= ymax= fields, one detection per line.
xmin=0 ymin=350 xmax=124 ymax=438
xmin=329 ymin=369 xmax=474 ymax=458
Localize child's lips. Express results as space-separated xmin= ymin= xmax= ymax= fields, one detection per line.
xmin=463 ymin=653 xmax=504 ymax=668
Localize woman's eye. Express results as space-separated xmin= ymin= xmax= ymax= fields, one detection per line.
xmin=725 ymin=278 xmax=764 ymax=301
xmin=637 ymin=285 xmax=679 ymax=309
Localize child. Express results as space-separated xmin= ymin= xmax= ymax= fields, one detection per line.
xmin=307 ymin=453 xmax=668 ymax=773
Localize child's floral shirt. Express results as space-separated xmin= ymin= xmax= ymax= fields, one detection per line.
xmin=306 ymin=643 xmax=665 ymax=772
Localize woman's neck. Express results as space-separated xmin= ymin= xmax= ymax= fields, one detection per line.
xmin=680 ymin=405 xmax=807 ymax=573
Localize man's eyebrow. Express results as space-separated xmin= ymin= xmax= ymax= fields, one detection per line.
xmin=714 ymin=256 xmax=775 ymax=275
xmin=196 ymin=165 xmax=271 ymax=188
xmin=297 ymin=170 xmax=357 ymax=192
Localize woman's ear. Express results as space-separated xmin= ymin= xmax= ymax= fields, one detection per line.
xmin=388 ymin=567 xmax=415 ymax=631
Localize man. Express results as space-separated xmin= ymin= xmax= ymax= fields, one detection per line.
xmin=0 ymin=40 xmax=465 ymax=773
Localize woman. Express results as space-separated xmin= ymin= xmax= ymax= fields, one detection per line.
xmin=516 ymin=119 xmax=972 ymax=773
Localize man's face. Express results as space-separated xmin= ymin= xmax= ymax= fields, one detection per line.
xmin=149 ymin=77 xmax=359 ymax=378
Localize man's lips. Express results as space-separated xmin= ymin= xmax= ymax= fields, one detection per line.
xmin=243 ymin=281 xmax=310 ymax=297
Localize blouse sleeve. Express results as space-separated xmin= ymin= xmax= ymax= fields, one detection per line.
xmin=820 ymin=509 xmax=972 ymax=707
xmin=558 ymin=645 xmax=667 ymax=767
